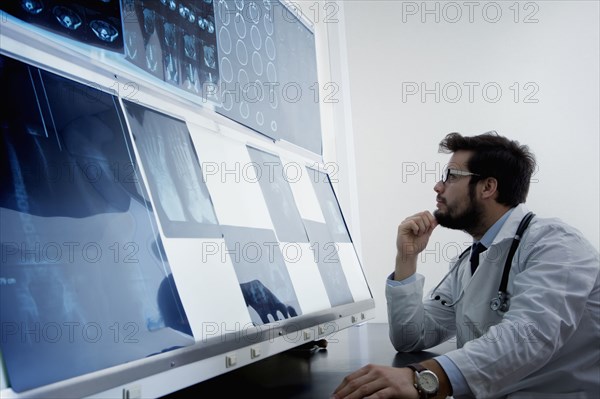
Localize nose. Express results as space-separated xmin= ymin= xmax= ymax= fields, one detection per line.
xmin=434 ymin=180 xmax=444 ymax=193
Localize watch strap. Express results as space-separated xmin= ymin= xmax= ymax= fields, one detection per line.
xmin=406 ymin=363 xmax=427 ymax=373
xmin=406 ymin=363 xmax=438 ymax=399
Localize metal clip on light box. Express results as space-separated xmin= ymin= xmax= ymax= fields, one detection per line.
xmin=431 ymin=212 xmax=535 ymax=312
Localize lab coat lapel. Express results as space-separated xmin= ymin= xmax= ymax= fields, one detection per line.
xmin=456 ymin=205 xmax=530 ymax=342
xmin=491 ymin=204 xmax=530 ymax=245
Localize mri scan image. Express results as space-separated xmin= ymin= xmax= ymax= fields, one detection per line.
xmin=1 ymin=1 xmax=124 ymax=51
xmin=122 ymin=0 xmax=219 ymax=97
xmin=214 ymin=0 xmax=322 ymax=154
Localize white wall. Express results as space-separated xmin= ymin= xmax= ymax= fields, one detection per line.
xmin=331 ymin=0 xmax=599 ymax=323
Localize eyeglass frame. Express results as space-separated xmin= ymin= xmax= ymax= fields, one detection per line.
xmin=441 ymin=168 xmax=481 ymax=184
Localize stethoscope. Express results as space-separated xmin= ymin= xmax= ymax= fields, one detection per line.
xmin=431 ymin=212 xmax=535 ymax=312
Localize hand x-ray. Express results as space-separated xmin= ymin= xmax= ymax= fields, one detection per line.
xmin=123 ymin=101 xmax=221 ymax=238
xmin=221 ymin=226 xmax=302 ymax=325
xmin=0 ymin=54 xmax=193 ymax=392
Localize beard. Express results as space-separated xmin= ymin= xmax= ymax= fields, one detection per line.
xmin=434 ymin=186 xmax=483 ymax=232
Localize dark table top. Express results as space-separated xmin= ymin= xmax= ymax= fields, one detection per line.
xmin=164 ymin=323 xmax=455 ymax=398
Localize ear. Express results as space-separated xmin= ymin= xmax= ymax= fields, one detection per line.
xmin=479 ymin=177 xmax=498 ymax=200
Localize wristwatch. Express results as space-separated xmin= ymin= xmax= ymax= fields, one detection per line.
xmin=406 ymin=363 xmax=439 ymax=398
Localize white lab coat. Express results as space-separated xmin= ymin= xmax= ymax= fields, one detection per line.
xmin=386 ymin=204 xmax=600 ymax=398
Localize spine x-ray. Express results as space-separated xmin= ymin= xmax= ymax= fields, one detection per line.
xmin=0 ymin=54 xmax=193 ymax=392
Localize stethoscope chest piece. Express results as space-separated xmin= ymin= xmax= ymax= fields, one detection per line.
xmin=490 ymin=291 xmax=510 ymax=312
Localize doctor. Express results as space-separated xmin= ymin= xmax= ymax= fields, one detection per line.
xmin=333 ymin=132 xmax=600 ymax=398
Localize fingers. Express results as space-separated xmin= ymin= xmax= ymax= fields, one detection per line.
xmin=333 ymin=365 xmax=370 ymax=398
xmin=332 ymin=365 xmax=393 ymax=399
xmin=333 ymin=365 xmax=418 ymax=399
xmin=400 ymin=211 xmax=437 ymax=236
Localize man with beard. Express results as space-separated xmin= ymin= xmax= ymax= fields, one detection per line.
xmin=333 ymin=132 xmax=599 ymax=398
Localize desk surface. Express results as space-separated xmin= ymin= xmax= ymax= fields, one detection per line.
xmin=164 ymin=323 xmax=455 ymax=398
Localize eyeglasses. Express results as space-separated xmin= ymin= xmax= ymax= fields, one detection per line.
xmin=441 ymin=168 xmax=480 ymax=184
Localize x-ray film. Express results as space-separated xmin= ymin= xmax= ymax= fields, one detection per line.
xmin=221 ymin=226 xmax=302 ymax=325
xmin=0 ymin=54 xmax=193 ymax=392
xmin=307 ymin=168 xmax=352 ymax=243
xmin=1 ymin=1 xmax=123 ymax=52
xmin=186 ymin=123 xmax=274 ymax=229
xmin=122 ymin=0 xmax=219 ymax=97
xmin=302 ymin=220 xmax=354 ymax=307
xmin=123 ymin=100 xmax=221 ymax=238
xmin=247 ymin=146 xmax=308 ymax=243
xmin=214 ymin=0 xmax=322 ymax=154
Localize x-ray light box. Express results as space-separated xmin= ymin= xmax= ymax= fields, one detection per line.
xmin=0 ymin=1 xmax=374 ymax=397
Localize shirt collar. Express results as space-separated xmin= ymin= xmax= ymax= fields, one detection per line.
xmin=477 ymin=208 xmax=515 ymax=248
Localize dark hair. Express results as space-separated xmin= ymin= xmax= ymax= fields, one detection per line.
xmin=439 ymin=131 xmax=536 ymax=206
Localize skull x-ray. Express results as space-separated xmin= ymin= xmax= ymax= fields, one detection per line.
xmin=0 ymin=54 xmax=193 ymax=392
xmin=123 ymin=101 xmax=221 ymax=238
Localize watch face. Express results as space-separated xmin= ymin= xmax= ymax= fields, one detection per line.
xmin=419 ymin=370 xmax=439 ymax=394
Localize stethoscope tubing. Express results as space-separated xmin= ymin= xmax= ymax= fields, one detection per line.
xmin=430 ymin=251 xmax=468 ymax=307
xmin=430 ymin=212 xmax=535 ymax=312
